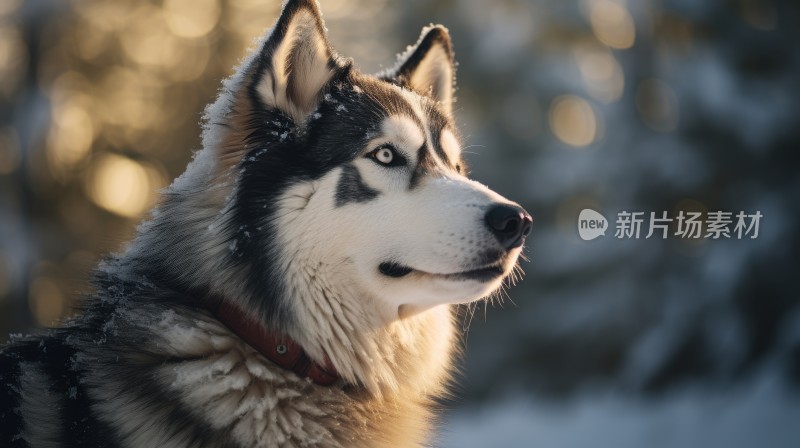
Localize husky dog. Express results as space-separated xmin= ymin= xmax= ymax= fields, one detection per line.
xmin=1 ymin=1 xmax=531 ymax=446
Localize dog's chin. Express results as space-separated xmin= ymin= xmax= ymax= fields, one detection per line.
xmin=394 ymin=273 xmax=505 ymax=319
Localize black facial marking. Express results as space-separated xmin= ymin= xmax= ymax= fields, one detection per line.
xmin=409 ymin=144 xmax=437 ymax=190
xmin=228 ymin=75 xmax=404 ymax=327
xmin=335 ymin=164 xmax=379 ymax=207
xmin=424 ymin=105 xmax=452 ymax=166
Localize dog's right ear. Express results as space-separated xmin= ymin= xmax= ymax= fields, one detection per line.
xmin=381 ymin=25 xmax=456 ymax=117
xmin=248 ymin=0 xmax=339 ymax=123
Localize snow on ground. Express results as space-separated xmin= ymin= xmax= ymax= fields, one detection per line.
xmin=438 ymin=370 xmax=800 ymax=448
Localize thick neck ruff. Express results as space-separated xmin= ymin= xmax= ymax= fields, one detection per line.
xmin=212 ymin=300 xmax=340 ymax=386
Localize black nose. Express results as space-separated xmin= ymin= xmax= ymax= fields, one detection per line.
xmin=484 ymin=204 xmax=532 ymax=249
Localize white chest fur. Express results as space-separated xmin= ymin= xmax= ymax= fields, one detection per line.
xmin=154 ymin=311 xmax=347 ymax=448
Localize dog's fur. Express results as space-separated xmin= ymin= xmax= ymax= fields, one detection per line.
xmin=0 ymin=1 xmax=529 ymax=446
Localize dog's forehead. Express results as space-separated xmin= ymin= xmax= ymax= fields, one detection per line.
xmin=343 ymin=76 xmax=460 ymax=162
xmin=381 ymin=115 xmax=425 ymax=150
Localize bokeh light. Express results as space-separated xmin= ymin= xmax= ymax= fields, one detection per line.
xmin=28 ymin=277 xmax=65 ymax=327
xmin=86 ymin=153 xmax=166 ymax=218
xmin=1 ymin=2 xmax=799 ymax=445
xmin=574 ymin=45 xmax=625 ymax=103
xmin=164 ymin=0 xmax=221 ymax=38
xmin=47 ymin=102 xmax=95 ymax=170
xmin=0 ymin=24 xmax=28 ymax=99
xmin=0 ymin=0 xmax=21 ymax=17
xmin=585 ymin=0 xmax=636 ymax=49
xmin=549 ymin=95 xmax=599 ymax=147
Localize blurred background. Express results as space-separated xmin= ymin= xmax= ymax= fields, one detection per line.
xmin=1 ymin=0 xmax=799 ymax=446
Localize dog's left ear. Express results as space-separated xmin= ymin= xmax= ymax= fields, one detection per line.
xmin=382 ymin=25 xmax=456 ymax=117
xmin=252 ymin=0 xmax=339 ymax=123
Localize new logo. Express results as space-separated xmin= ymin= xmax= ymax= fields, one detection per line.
xmin=578 ymin=209 xmax=608 ymax=240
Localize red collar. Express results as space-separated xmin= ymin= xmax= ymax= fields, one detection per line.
xmin=212 ymin=300 xmax=340 ymax=386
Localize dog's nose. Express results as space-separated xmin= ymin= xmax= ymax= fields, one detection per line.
xmin=484 ymin=204 xmax=532 ymax=250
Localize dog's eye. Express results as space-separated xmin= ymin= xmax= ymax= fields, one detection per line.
xmin=375 ymin=147 xmax=393 ymax=164
xmin=367 ymin=144 xmax=405 ymax=167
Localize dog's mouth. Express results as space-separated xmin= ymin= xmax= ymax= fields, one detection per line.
xmin=378 ymin=262 xmax=414 ymax=278
xmin=379 ymin=261 xmax=506 ymax=283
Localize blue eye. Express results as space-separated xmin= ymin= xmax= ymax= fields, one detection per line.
xmin=367 ymin=144 xmax=406 ymax=167
xmin=374 ymin=146 xmax=394 ymax=164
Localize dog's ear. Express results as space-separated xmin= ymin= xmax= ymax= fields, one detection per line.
xmin=382 ymin=25 xmax=456 ymax=116
xmin=251 ymin=0 xmax=339 ymax=122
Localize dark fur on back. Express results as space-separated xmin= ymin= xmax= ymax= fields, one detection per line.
xmin=0 ymin=271 xmax=236 ymax=447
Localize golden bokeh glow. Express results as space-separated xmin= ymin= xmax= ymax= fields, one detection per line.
xmin=120 ymin=5 xmax=176 ymax=66
xmin=98 ymin=67 xmax=160 ymax=130
xmin=549 ymin=95 xmax=598 ymax=147
xmin=586 ymin=0 xmax=636 ymax=49
xmin=71 ymin=21 xmax=110 ymax=61
xmin=28 ymin=277 xmax=65 ymax=327
xmin=575 ymin=45 xmax=625 ymax=102
xmin=72 ymin=1 xmax=129 ymax=33
xmin=86 ymin=154 xmax=164 ymax=218
xmin=164 ymin=0 xmax=221 ymax=38
xmin=0 ymin=24 xmax=28 ymax=98
xmin=0 ymin=0 xmax=20 ymax=16
xmin=47 ymin=103 xmax=95 ymax=169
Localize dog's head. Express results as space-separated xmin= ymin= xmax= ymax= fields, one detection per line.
xmin=153 ymin=0 xmax=530 ymax=324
